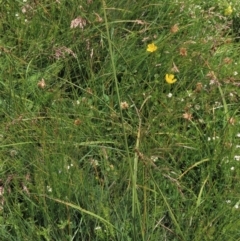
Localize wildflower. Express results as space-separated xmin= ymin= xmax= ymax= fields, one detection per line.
xmin=37 ymin=78 xmax=46 ymax=89
xmin=179 ymin=47 xmax=187 ymax=56
xmin=90 ymin=159 xmax=99 ymax=166
xmin=170 ymin=24 xmax=179 ymax=33
xmin=228 ymin=117 xmax=235 ymax=125
xmin=234 ymin=155 xmax=240 ymax=161
xmin=120 ymin=101 xmax=129 ymax=109
xmin=95 ymin=226 xmax=102 ymax=231
xmin=47 ymin=186 xmax=52 ymax=192
xmin=183 ymin=112 xmax=192 ymax=121
xmin=195 ymin=82 xmax=203 ymax=92
xmin=223 ymin=57 xmax=232 ymax=64
xmin=70 ymin=17 xmax=86 ymax=29
xmin=147 ymin=43 xmax=157 ymax=53
xmin=67 ymin=164 xmax=73 ymax=169
xmin=206 ymin=71 xmax=217 ymax=80
xmin=165 ymin=74 xmax=177 ymax=84
xmin=10 ymin=149 xmax=18 ymax=157
xmin=54 ymin=46 xmax=77 ymax=60
xmin=151 ymin=156 xmax=158 ymax=162
xmin=233 ymin=71 xmax=238 ymax=76
xmin=167 ymin=93 xmax=172 ymax=98
xmin=224 ymin=6 xmax=232 ymax=16
xmin=74 ymin=118 xmax=81 ymax=125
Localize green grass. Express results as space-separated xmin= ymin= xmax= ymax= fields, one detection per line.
xmin=1 ymin=0 xmax=240 ymax=240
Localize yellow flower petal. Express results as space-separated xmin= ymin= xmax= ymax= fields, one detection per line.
xmin=147 ymin=43 xmax=157 ymax=53
xmin=224 ymin=6 xmax=232 ymax=16
xmin=165 ymin=74 xmax=177 ymax=84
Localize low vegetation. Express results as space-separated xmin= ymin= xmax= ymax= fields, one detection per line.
xmin=0 ymin=0 xmax=240 ymax=240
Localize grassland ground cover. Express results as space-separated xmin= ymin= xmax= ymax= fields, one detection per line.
xmin=0 ymin=0 xmax=240 ymax=240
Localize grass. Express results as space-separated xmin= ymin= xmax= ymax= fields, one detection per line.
xmin=0 ymin=0 xmax=240 ymax=240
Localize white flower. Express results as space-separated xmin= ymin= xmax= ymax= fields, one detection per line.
xmin=151 ymin=156 xmax=158 ymax=162
xmin=194 ymin=104 xmax=200 ymax=110
xmin=47 ymin=186 xmax=52 ymax=192
xmin=67 ymin=163 xmax=74 ymax=169
xmin=234 ymin=156 xmax=240 ymax=161
xmin=230 ymin=166 xmax=234 ymax=171
xmin=95 ymin=226 xmax=102 ymax=231
xmin=167 ymin=93 xmax=173 ymax=98
xmin=233 ymin=71 xmax=238 ymax=76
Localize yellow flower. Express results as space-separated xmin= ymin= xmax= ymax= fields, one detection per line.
xmin=224 ymin=6 xmax=233 ymax=16
xmin=165 ymin=74 xmax=177 ymax=84
xmin=147 ymin=43 xmax=157 ymax=53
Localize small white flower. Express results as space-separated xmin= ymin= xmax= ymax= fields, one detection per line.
xmin=226 ymin=200 xmax=231 ymax=204
xmin=151 ymin=156 xmax=158 ymax=162
xmin=230 ymin=166 xmax=235 ymax=171
xmin=95 ymin=226 xmax=102 ymax=231
xmin=209 ymin=79 xmax=215 ymax=85
xmin=237 ymin=133 xmax=240 ymax=138
xmin=234 ymin=156 xmax=240 ymax=161
xmin=90 ymin=159 xmax=99 ymax=166
xmin=10 ymin=149 xmax=18 ymax=157
xmin=47 ymin=186 xmax=52 ymax=192
xmin=167 ymin=93 xmax=173 ymax=98
xmin=194 ymin=104 xmax=200 ymax=110
xmin=214 ymin=101 xmax=221 ymax=107
xmin=233 ymin=71 xmax=238 ymax=76
xmin=67 ymin=164 xmax=74 ymax=169
xmin=234 ymin=204 xmax=239 ymax=209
